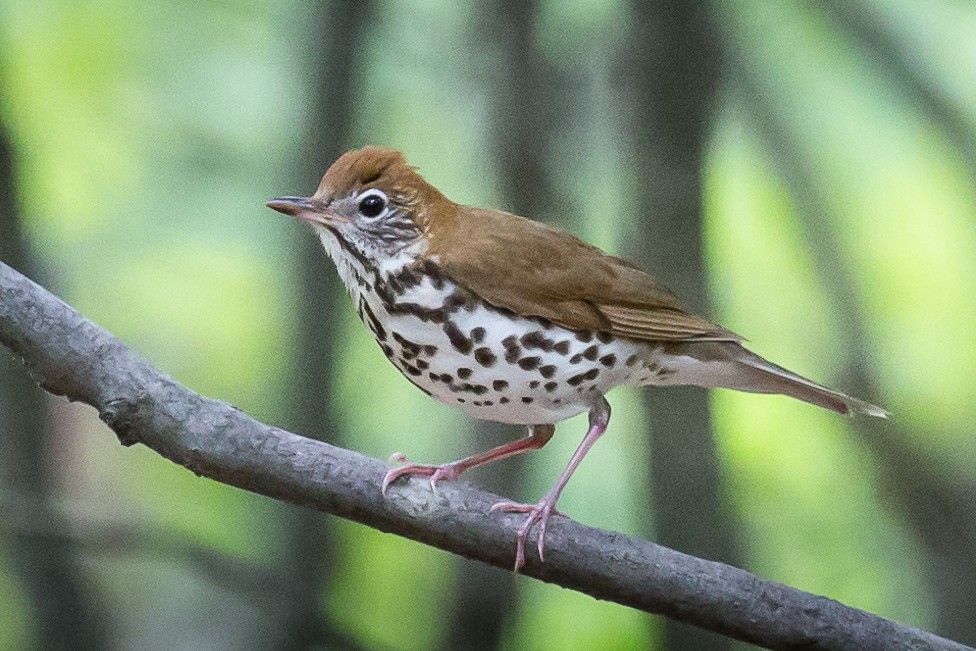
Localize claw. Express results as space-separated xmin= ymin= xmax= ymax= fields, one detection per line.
xmin=537 ymin=516 xmax=548 ymax=562
xmin=491 ymin=498 xmax=561 ymax=571
xmin=380 ymin=456 xmax=463 ymax=496
xmin=380 ymin=467 xmax=404 ymax=496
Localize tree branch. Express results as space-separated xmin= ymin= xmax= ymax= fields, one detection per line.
xmin=0 ymin=260 xmax=967 ymax=651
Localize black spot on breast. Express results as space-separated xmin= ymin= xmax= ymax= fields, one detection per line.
xmin=423 ymin=345 xmax=438 ymax=356
xmin=474 ymin=347 xmax=497 ymax=367
xmin=392 ymin=332 xmax=422 ymax=357
xmin=389 ymin=265 xmax=422 ymax=293
xmin=404 ymin=365 xmax=422 ymax=377
xmin=360 ymin=299 xmax=387 ymax=341
xmin=529 ymin=380 xmax=539 ymax=389
xmin=517 ymin=356 xmax=541 ymax=371
xmin=457 ymin=383 xmax=488 ymax=395
xmin=420 ymin=260 xmax=445 ymax=290
xmin=378 ymin=283 xmax=447 ymax=323
xmin=502 ymin=335 xmax=521 ymax=364
xmin=443 ymin=321 xmax=473 ymax=354
xmin=596 ymin=331 xmax=613 ymax=344
xmin=442 ymin=293 xmax=465 ymax=311
xmin=544 ymin=381 xmax=558 ymax=392
xmin=440 ymin=373 xmax=453 ymax=383
xmin=443 ymin=287 xmax=476 ymax=312
xmin=381 ymin=344 xmax=395 ymax=359
xmin=470 ymin=327 xmax=486 ymax=343
xmin=500 ymin=397 xmax=510 ymax=404
xmin=539 ymin=365 xmax=556 ymax=379
xmin=625 ymin=354 xmax=640 ymax=367
xmin=493 ymin=380 xmax=509 ymax=391
xmin=582 ymin=345 xmax=599 ymax=361
xmin=567 ymin=368 xmax=599 ymax=387
xmin=599 ymin=354 xmax=617 ymax=367
xmin=553 ymin=340 xmax=571 ymax=355
xmin=520 ymin=331 xmax=555 ymax=352
xmin=521 ymin=397 xmax=534 ymax=404
xmin=416 ymin=359 xmax=430 ymax=370
xmin=457 ymin=367 xmax=473 ymax=380
xmin=457 ymin=398 xmax=466 ymax=403
xmin=429 ymin=372 xmax=440 ymax=382
xmin=575 ymin=330 xmax=593 ymax=343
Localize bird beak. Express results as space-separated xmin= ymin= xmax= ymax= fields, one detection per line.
xmin=266 ymin=196 xmax=335 ymax=226
xmin=267 ymin=196 xmax=314 ymax=217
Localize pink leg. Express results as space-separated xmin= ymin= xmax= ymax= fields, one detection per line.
xmin=492 ymin=398 xmax=611 ymax=571
xmin=381 ymin=424 xmax=555 ymax=495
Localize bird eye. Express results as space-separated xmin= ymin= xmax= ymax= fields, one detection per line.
xmin=357 ymin=190 xmax=388 ymax=219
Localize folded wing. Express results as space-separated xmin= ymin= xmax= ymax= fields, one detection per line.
xmin=427 ymin=206 xmax=740 ymax=343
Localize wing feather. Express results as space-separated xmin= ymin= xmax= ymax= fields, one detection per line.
xmin=425 ymin=205 xmax=741 ymax=343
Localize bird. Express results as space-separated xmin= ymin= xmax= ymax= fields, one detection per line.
xmin=267 ymin=145 xmax=886 ymax=571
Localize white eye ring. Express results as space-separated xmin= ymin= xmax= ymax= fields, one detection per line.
xmin=356 ymin=189 xmax=389 ymax=220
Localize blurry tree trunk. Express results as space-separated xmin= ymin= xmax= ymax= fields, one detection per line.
xmin=0 ymin=105 xmax=107 ymax=648
xmin=733 ymin=57 xmax=976 ymax=646
xmin=268 ymin=2 xmax=374 ymax=649
xmin=442 ymin=2 xmax=575 ymax=647
xmin=620 ymin=2 xmax=741 ymax=649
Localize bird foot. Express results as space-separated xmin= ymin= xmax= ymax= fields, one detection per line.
xmin=381 ymin=453 xmax=463 ymax=495
xmin=490 ymin=496 xmax=564 ymax=571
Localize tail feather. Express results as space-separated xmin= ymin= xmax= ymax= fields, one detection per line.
xmin=733 ymin=351 xmax=888 ymax=418
xmin=655 ymin=342 xmax=888 ymax=418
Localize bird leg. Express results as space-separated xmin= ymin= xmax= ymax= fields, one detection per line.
xmin=381 ymin=424 xmax=555 ymax=495
xmin=491 ymin=398 xmax=611 ymax=571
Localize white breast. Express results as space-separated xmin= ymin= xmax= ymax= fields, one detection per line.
xmin=363 ymin=276 xmax=655 ymax=425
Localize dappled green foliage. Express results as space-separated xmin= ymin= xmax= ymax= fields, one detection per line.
xmin=1 ymin=0 xmax=974 ymax=648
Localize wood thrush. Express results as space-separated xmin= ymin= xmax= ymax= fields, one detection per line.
xmin=268 ymin=146 xmax=886 ymax=571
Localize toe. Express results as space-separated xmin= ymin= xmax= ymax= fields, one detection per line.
xmin=513 ymin=535 xmax=526 ymax=572
xmin=490 ymin=500 xmax=532 ymax=514
xmin=537 ymin=513 xmax=549 ymax=562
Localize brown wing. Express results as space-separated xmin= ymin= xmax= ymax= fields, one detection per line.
xmin=424 ymin=205 xmax=741 ymax=343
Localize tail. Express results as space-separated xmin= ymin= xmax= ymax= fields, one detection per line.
xmin=657 ymin=342 xmax=888 ymax=418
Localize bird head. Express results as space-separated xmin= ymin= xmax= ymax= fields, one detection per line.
xmin=267 ymin=146 xmax=456 ymax=271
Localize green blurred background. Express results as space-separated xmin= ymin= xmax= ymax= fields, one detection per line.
xmin=1 ymin=1 xmax=975 ymax=649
